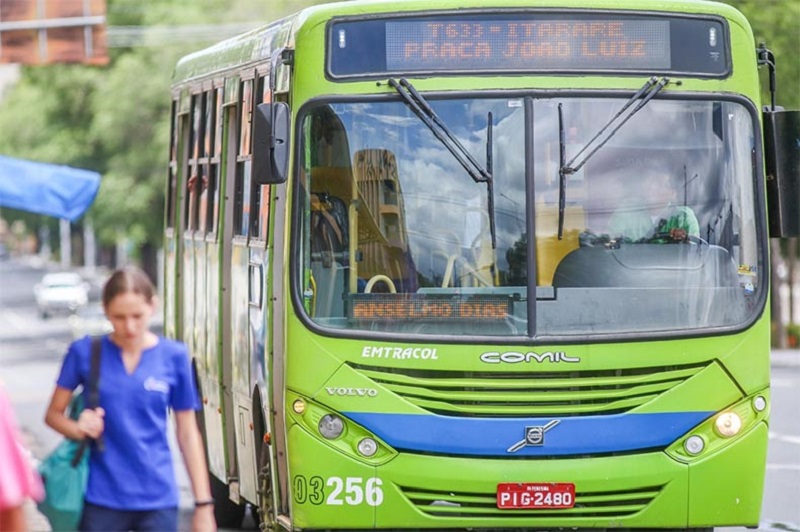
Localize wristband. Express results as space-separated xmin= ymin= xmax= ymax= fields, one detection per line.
xmin=195 ymin=499 xmax=215 ymax=508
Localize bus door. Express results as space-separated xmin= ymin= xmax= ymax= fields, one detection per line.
xmin=196 ymin=85 xmax=226 ymax=482
xmin=227 ymin=75 xmax=267 ymax=503
xmin=184 ymin=88 xmax=221 ymax=477
xmin=202 ymin=79 xmax=243 ymax=494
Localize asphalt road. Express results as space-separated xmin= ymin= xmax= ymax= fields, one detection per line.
xmin=1 ymin=256 xmax=798 ymax=531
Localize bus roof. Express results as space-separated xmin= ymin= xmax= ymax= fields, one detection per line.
xmin=171 ymin=0 xmax=748 ymax=86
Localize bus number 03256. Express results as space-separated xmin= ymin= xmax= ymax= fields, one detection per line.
xmin=293 ymin=476 xmax=385 ymax=506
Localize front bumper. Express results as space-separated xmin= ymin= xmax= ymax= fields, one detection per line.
xmin=286 ymin=420 xmax=767 ymax=530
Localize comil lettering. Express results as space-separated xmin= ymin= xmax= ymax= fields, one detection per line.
xmin=480 ymin=351 xmax=580 ymax=364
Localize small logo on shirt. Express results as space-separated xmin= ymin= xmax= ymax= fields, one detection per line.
xmin=144 ymin=377 xmax=169 ymax=394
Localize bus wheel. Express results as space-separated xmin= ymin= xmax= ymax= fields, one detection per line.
xmin=210 ymin=475 xmax=246 ymax=529
xmin=256 ymin=438 xmax=276 ymax=530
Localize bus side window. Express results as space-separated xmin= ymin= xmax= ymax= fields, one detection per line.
xmin=234 ymin=79 xmax=253 ymax=237
xmin=310 ymin=193 xmax=348 ymax=263
xmin=185 ymin=93 xmax=205 ymax=233
xmin=251 ymin=75 xmax=270 ymax=241
xmin=204 ymin=87 xmax=222 ymax=237
xmin=309 ymin=193 xmax=348 ymax=318
xmin=197 ymin=90 xmax=210 ymax=234
xmin=166 ymin=100 xmax=179 ymax=229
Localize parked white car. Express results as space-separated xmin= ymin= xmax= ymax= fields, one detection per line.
xmin=33 ymin=272 xmax=89 ymax=319
xmin=68 ymin=303 xmax=113 ymax=339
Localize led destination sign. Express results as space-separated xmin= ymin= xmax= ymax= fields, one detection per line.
xmin=385 ymin=19 xmax=670 ymax=70
xmin=350 ymin=294 xmax=510 ymax=321
xmin=328 ymin=13 xmax=729 ymax=77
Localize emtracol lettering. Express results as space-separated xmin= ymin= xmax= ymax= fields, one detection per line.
xmin=361 ymin=346 xmax=439 ymax=360
xmin=480 ymin=351 xmax=580 ymax=364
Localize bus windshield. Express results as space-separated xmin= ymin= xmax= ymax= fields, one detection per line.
xmin=297 ymin=95 xmax=761 ymax=338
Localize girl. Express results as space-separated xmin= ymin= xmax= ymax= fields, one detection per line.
xmin=44 ymin=267 xmax=216 ymax=532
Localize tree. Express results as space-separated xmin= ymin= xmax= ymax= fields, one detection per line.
xmin=0 ymin=0 xmax=302 ymax=272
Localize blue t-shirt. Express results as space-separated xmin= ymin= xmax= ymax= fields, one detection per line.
xmin=56 ymin=335 xmax=199 ymax=510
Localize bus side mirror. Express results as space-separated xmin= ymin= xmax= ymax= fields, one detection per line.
xmin=763 ymin=107 xmax=800 ymax=237
xmin=253 ymin=102 xmax=290 ymax=185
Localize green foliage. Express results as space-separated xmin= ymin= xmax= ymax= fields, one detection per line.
xmin=719 ymin=0 xmax=800 ymax=109
xmin=0 ymin=65 xmax=104 ymax=169
xmin=0 ymin=0 xmax=290 ymax=252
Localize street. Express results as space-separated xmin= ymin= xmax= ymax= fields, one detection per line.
xmin=1 ymin=256 xmax=798 ymax=531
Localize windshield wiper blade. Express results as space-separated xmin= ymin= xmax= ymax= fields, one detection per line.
xmin=486 ymin=111 xmax=496 ymax=248
xmin=388 ymin=78 xmax=489 ymax=184
xmin=387 ymin=77 xmax=497 ymax=248
xmin=557 ymin=76 xmax=669 ymax=239
xmin=564 ymin=76 xmax=657 ymax=169
xmin=564 ymin=76 xmax=669 ymax=174
xmin=399 ymin=79 xmax=491 ymax=183
xmin=557 ymin=103 xmax=567 ymax=240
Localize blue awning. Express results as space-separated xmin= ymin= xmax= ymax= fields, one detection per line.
xmin=0 ymin=156 xmax=101 ymax=221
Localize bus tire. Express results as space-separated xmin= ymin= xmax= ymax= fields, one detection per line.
xmin=210 ymin=475 xmax=246 ymax=529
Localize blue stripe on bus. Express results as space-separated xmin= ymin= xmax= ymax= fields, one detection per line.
xmin=343 ymin=411 xmax=713 ymax=456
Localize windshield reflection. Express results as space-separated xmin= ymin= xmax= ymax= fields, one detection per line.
xmin=296 ymin=96 xmax=762 ymax=339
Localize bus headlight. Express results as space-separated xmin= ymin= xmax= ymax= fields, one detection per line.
xmin=319 ymin=414 xmax=344 ymax=439
xmin=684 ymin=435 xmax=705 ymax=455
xmin=357 ymin=437 xmax=378 ymax=457
xmin=714 ymin=412 xmax=742 ymax=438
xmin=752 ymin=395 xmax=767 ymax=412
xmin=666 ymin=389 xmax=768 ymax=463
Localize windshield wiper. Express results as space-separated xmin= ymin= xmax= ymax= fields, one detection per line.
xmin=557 ymin=76 xmax=669 ymax=239
xmin=388 ymin=78 xmax=496 ymax=248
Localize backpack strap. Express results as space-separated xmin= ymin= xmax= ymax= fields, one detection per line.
xmin=71 ymin=336 xmax=103 ymax=467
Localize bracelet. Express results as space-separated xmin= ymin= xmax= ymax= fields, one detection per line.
xmin=195 ymin=499 xmax=215 ymax=508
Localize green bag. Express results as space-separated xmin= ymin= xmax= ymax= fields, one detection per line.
xmin=37 ymin=338 xmax=102 ymax=532
xmin=36 ymin=394 xmax=90 ymax=531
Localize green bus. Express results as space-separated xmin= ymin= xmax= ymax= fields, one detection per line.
xmin=164 ymin=0 xmax=800 ymax=529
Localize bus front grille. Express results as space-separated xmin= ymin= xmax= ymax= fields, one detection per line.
xmin=349 ymin=362 xmax=708 ymax=417
xmin=400 ymin=484 xmax=663 ymax=518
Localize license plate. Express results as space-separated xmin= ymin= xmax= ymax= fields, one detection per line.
xmin=497 ymin=483 xmax=575 ymax=509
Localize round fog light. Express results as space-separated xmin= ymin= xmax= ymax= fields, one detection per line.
xmin=753 ymin=395 xmax=767 ymax=412
xmin=318 ymin=414 xmax=344 ymax=439
xmin=714 ymin=412 xmax=742 ymax=437
xmin=292 ymin=399 xmax=306 ymax=414
xmin=684 ymin=435 xmax=705 ymax=455
xmin=357 ymin=438 xmax=378 ymax=457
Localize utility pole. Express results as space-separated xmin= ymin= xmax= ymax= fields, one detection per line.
xmin=84 ymin=218 xmax=96 ymax=274
xmin=59 ymin=218 xmax=71 ymax=269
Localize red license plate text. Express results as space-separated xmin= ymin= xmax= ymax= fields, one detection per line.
xmin=497 ymin=482 xmax=575 ymax=509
